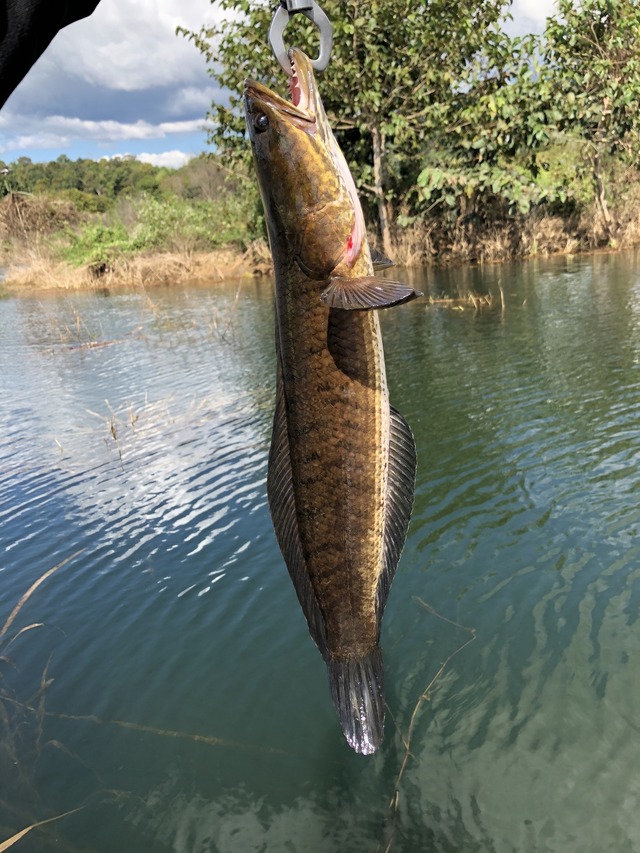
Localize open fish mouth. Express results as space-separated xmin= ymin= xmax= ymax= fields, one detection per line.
xmin=288 ymin=49 xmax=311 ymax=110
xmin=244 ymin=48 xmax=317 ymax=129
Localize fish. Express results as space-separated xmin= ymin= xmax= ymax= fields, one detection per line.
xmin=244 ymin=48 xmax=419 ymax=754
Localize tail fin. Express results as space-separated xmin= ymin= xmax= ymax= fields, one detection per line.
xmin=327 ymin=647 xmax=385 ymax=755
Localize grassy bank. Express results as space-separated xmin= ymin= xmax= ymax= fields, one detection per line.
xmin=394 ymin=205 xmax=640 ymax=266
xmin=0 ymin=189 xmax=272 ymax=290
xmin=0 ymin=154 xmax=270 ymax=290
xmin=1 ymin=246 xmax=269 ymax=291
xmin=2 ymin=169 xmax=640 ymax=292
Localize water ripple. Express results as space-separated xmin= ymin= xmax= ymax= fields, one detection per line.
xmin=3 ymin=262 xmax=640 ymax=851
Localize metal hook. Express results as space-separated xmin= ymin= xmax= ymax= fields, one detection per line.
xmin=269 ymin=0 xmax=333 ymax=76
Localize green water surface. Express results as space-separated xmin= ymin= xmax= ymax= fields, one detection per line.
xmin=1 ymin=253 xmax=640 ymax=851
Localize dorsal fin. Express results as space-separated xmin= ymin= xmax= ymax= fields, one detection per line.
xmin=370 ymin=247 xmax=396 ymax=270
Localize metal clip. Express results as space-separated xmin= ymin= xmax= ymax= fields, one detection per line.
xmin=269 ymin=0 xmax=333 ymax=76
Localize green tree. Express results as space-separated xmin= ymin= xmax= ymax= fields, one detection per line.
xmin=542 ymin=0 xmax=640 ymax=239
xmin=162 ymin=154 xmax=229 ymax=201
xmin=180 ymin=0 xmax=514 ymax=255
xmin=414 ymin=33 xmax=542 ymax=221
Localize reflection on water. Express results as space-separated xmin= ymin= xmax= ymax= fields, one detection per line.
xmin=2 ymin=254 xmax=640 ymax=851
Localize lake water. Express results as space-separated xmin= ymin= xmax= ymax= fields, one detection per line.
xmin=1 ymin=252 xmax=640 ymax=852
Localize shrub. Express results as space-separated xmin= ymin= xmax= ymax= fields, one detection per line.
xmin=130 ymin=193 xmax=259 ymax=254
xmin=62 ymin=222 xmax=132 ymax=267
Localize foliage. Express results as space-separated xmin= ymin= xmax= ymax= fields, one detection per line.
xmin=0 ymin=152 xmax=264 ymax=268
xmin=61 ymin=191 xmax=260 ymax=267
xmin=57 ymin=188 xmax=112 ymax=213
xmin=130 ymin=193 xmax=257 ymax=253
xmin=539 ymin=0 xmax=640 ymax=237
xmin=160 ymin=153 xmax=228 ymax=200
xmin=0 ymin=155 xmax=168 ymax=202
xmin=176 ymin=0 xmax=640 ymax=251
xmin=420 ymin=0 xmax=640 ymax=237
xmin=179 ymin=0 xmax=515 ymax=250
xmin=62 ymin=222 xmax=132 ymax=267
xmin=542 ymin=0 xmax=640 ymax=153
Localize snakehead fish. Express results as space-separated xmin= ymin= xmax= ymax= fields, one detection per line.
xmin=244 ymin=49 xmax=418 ymax=754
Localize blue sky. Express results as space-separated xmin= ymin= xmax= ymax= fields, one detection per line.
xmin=0 ymin=0 xmax=555 ymax=169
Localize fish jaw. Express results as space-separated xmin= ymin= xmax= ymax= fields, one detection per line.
xmin=244 ymin=77 xmax=314 ymax=131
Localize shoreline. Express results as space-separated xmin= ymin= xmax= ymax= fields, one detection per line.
xmin=0 ymin=246 xmax=269 ymax=293
xmin=1 ymin=237 xmax=638 ymax=295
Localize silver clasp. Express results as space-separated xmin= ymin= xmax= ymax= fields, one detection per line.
xmin=268 ymin=0 xmax=333 ymax=75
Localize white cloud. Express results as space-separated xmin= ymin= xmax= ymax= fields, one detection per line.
xmin=135 ymin=150 xmax=194 ymax=168
xmin=43 ymin=0 xmax=224 ymax=91
xmin=167 ymin=86 xmax=216 ymax=117
xmin=0 ymin=112 xmax=211 ymax=155
xmin=509 ymin=0 xmax=557 ymax=33
xmin=0 ymin=0 xmax=223 ymax=159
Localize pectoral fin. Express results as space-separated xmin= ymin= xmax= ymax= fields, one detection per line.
xmin=321 ymin=277 xmax=422 ymax=311
xmin=267 ymin=355 xmax=327 ymax=653
xmin=377 ymin=406 xmax=417 ymax=614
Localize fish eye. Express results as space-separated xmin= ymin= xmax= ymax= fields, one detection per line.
xmin=254 ymin=113 xmax=269 ymax=133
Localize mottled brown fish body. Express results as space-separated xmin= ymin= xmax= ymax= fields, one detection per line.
xmin=244 ymin=49 xmax=418 ymax=754
xmin=275 ymin=258 xmax=388 ymax=660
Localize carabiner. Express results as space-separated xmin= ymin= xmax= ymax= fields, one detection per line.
xmin=268 ymin=0 xmax=333 ymax=76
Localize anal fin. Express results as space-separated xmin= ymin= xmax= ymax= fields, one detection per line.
xmin=267 ymin=357 xmax=327 ymax=653
xmin=321 ymin=277 xmax=422 ymax=311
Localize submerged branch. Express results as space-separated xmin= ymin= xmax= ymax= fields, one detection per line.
xmin=380 ymin=599 xmax=477 ymax=853
xmin=1 ymin=697 xmax=289 ymax=756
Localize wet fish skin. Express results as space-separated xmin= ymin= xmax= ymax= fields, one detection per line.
xmin=244 ymin=50 xmax=417 ymax=754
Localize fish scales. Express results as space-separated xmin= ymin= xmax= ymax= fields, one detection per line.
xmin=244 ymin=49 xmax=419 ymax=754
xmin=276 ymin=264 xmax=388 ymax=658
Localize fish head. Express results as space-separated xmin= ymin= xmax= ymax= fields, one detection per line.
xmin=244 ymin=50 xmax=361 ymax=279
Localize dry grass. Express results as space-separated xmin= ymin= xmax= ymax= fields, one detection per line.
xmin=617 ymin=208 xmax=640 ymax=247
xmin=2 ymin=246 xmax=258 ymax=291
xmin=0 ymin=553 xmax=85 ymax=848
xmin=425 ymin=290 xmax=503 ymax=311
xmin=386 ymin=200 xmax=640 ymax=268
xmin=3 ymin=251 xmax=94 ymax=290
xmin=0 ymin=807 xmax=83 ymax=851
xmin=0 ymin=553 xmax=82 ymax=645
xmin=0 ymin=193 xmax=80 ymax=242
xmin=6 ymin=193 xmax=640 ymax=294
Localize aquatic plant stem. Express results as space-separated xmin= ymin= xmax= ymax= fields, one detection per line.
xmin=0 ymin=551 xmax=83 ymax=643
xmin=0 ymin=807 xmax=83 ymax=851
